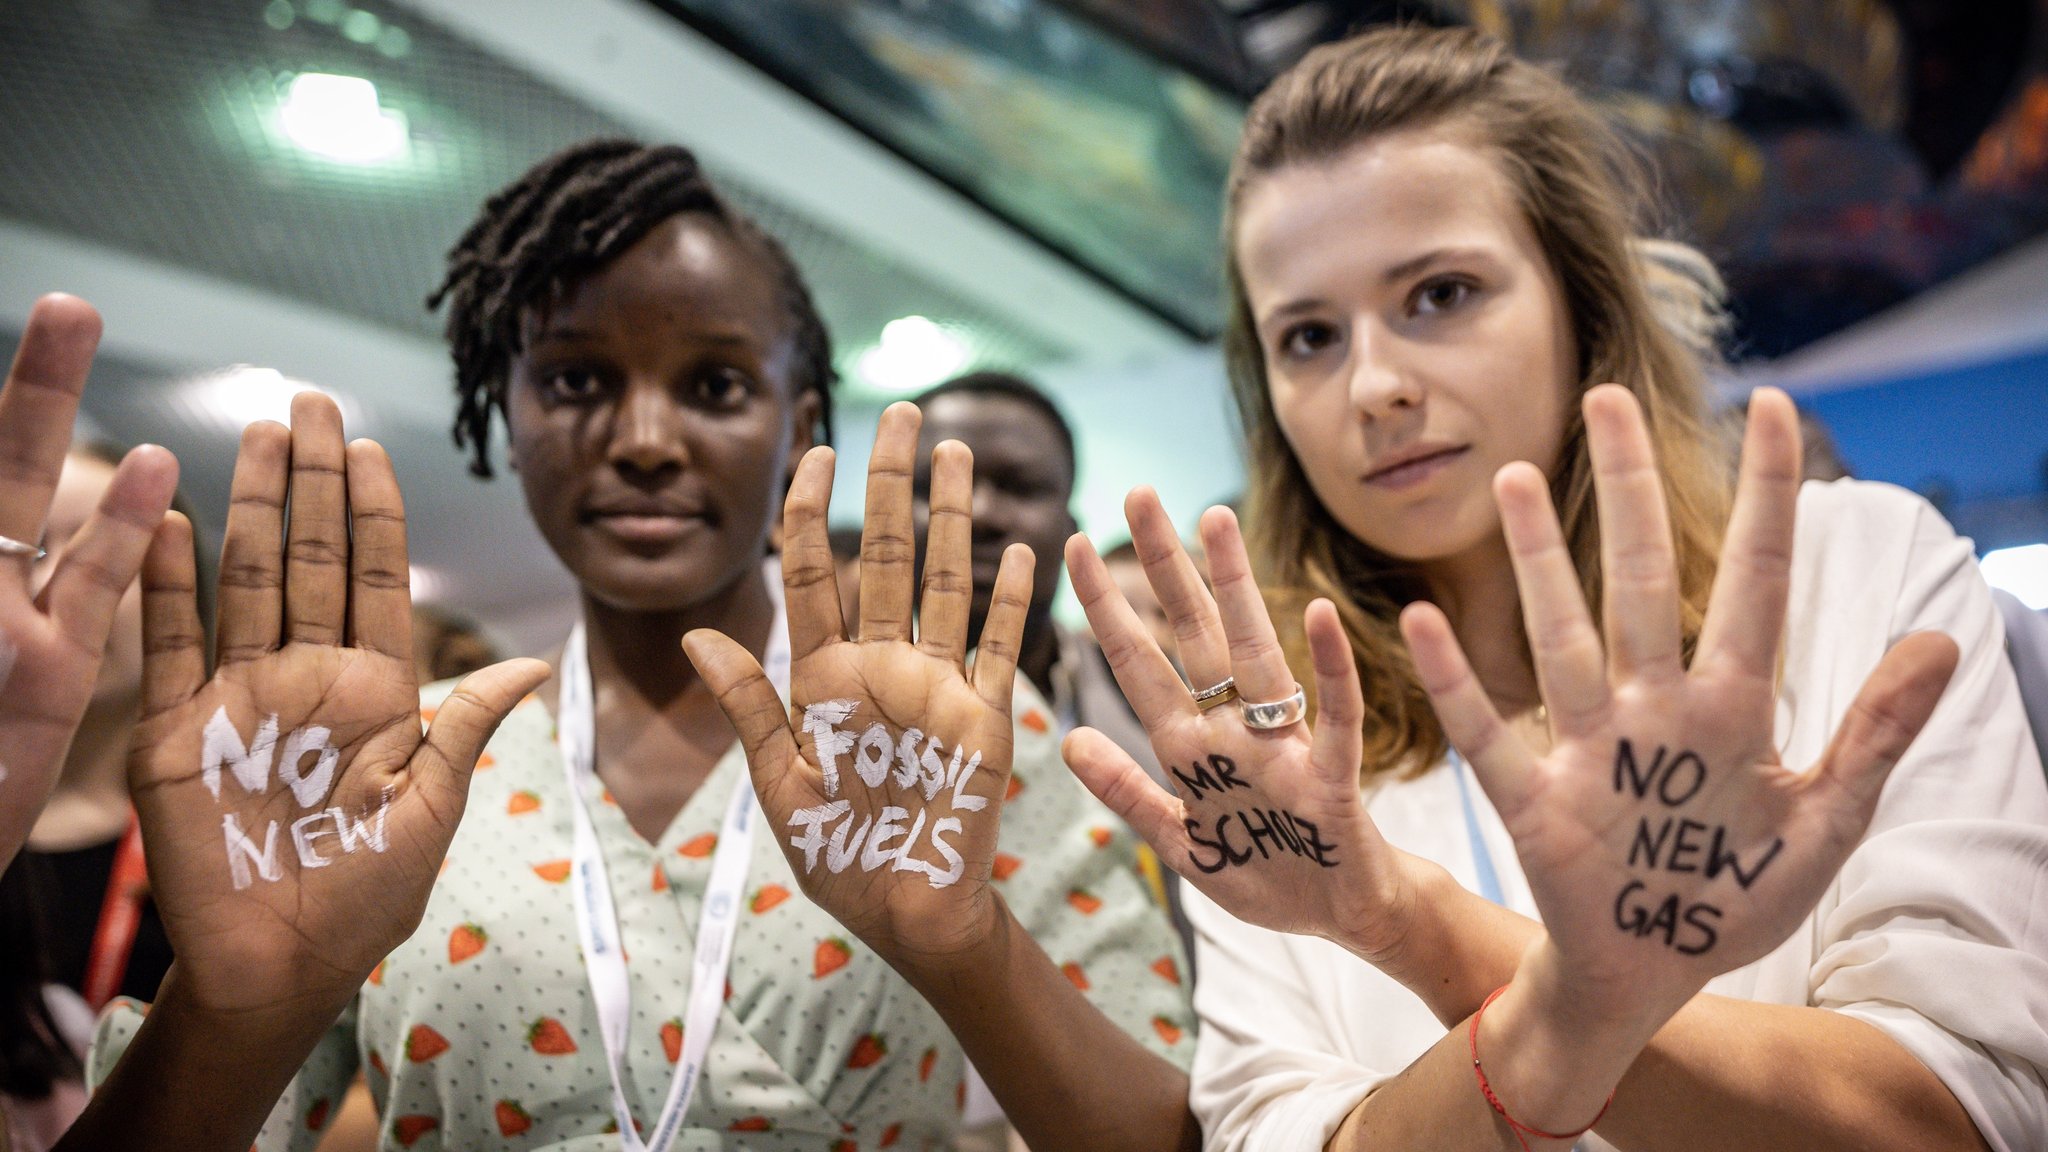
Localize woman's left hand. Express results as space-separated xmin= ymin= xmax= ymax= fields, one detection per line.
xmin=1403 ymin=386 xmax=1958 ymax=1026
xmin=685 ymin=402 xmax=1033 ymax=972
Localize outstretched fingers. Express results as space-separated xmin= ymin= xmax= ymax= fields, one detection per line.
xmin=1303 ymin=599 xmax=1365 ymax=789
xmin=916 ymin=440 xmax=974 ymax=667
xmin=1585 ymin=385 xmax=1685 ymax=686
xmin=682 ymin=629 xmax=811 ymax=807
xmin=970 ymin=543 xmax=1033 ymax=710
xmin=139 ymin=512 xmax=207 ymax=722
xmin=283 ymin=393 xmax=351 ymax=647
xmin=1696 ymin=388 xmax=1802 ymax=695
xmin=1067 ymin=533 xmax=1193 ymax=728
xmin=0 ymin=295 xmax=100 ymax=559
xmin=1400 ymin=601 xmax=1538 ymax=815
xmin=215 ymin=421 xmax=290 ymax=665
xmin=1201 ymin=506 xmax=1298 ymax=706
xmin=857 ymin=403 xmax=921 ymax=644
xmin=1125 ymin=488 xmax=1230 ymax=688
xmin=1495 ymin=461 xmax=1610 ymax=734
xmin=344 ymin=440 xmax=413 ymax=663
xmin=780 ymin=446 xmax=845 ymax=660
xmin=45 ymin=444 xmax=178 ymax=656
xmin=1806 ymin=631 xmax=1959 ymax=821
xmin=414 ymin=658 xmax=552 ymax=817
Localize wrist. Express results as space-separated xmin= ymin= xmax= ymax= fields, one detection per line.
xmin=1341 ymin=858 xmax=1543 ymax=1025
xmin=153 ymin=959 xmax=359 ymax=1038
xmin=1474 ymin=974 xmax=1641 ymax=1143
xmin=1514 ymin=935 xmax=1697 ymax=1047
xmin=874 ymin=890 xmax=1016 ymax=999
xmin=1331 ymin=848 xmax=1435 ymax=965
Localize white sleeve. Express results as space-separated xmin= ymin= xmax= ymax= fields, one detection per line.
xmin=1808 ymin=487 xmax=2048 ymax=1152
xmin=1185 ymin=890 xmax=1393 ymax=1151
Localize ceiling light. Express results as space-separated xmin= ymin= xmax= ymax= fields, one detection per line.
xmin=854 ymin=316 xmax=970 ymax=394
xmin=341 ymin=10 xmax=382 ymax=44
xmin=279 ymin=72 xmax=409 ymax=163
xmin=176 ymin=366 xmax=352 ymax=432
xmin=408 ymin=564 xmax=445 ymax=601
xmin=1982 ymin=543 xmax=2048 ymax=610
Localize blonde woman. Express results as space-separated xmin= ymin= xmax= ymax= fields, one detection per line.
xmin=697 ymin=23 xmax=2046 ymax=1152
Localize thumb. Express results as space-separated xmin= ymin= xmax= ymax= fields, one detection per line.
xmin=1809 ymin=630 xmax=1959 ymax=819
xmin=415 ymin=658 xmax=551 ymax=810
xmin=682 ymin=629 xmax=810 ymax=808
xmin=1063 ymin=727 xmax=1187 ymax=869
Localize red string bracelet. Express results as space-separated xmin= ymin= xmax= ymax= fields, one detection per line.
xmin=1470 ymin=985 xmax=1614 ymax=1150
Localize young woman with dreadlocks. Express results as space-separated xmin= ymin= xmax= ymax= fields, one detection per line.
xmin=83 ymin=138 xmax=1189 ymax=1152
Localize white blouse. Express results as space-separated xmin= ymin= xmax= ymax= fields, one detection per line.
xmin=1187 ymin=480 xmax=2048 ymax=1152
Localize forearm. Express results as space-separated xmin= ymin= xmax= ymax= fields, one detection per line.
xmin=895 ymin=895 xmax=1201 ymax=1152
xmin=57 ymin=966 xmax=353 ymax=1152
xmin=1596 ymin=996 xmax=1987 ymax=1152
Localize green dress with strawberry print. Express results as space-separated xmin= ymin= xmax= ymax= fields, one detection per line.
xmin=88 ymin=675 xmax=1193 ymax=1150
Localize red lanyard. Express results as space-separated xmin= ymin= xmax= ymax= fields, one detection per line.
xmin=82 ymin=814 xmax=147 ymax=1010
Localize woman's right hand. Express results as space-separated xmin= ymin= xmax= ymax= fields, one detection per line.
xmin=128 ymin=393 xmax=548 ymax=1016
xmin=1063 ymin=488 xmax=1428 ymax=962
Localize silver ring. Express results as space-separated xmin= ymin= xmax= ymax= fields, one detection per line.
xmin=1191 ymin=677 xmax=1238 ymax=712
xmin=1241 ymin=683 xmax=1307 ymax=730
xmin=0 ymin=534 xmax=45 ymax=561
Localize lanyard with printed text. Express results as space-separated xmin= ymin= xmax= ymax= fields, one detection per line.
xmin=1449 ymin=750 xmax=1507 ymax=907
xmin=557 ymin=570 xmax=789 ymax=1152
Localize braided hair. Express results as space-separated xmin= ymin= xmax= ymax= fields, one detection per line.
xmin=427 ymin=138 xmax=836 ymax=477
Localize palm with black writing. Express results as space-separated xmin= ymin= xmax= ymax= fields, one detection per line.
xmin=0 ymin=295 xmax=179 ymax=870
xmin=1401 ymin=386 xmax=1956 ymax=1021
xmin=130 ymin=393 xmax=547 ymax=1015
xmin=1063 ymin=489 xmax=1425 ymax=957
xmin=686 ymin=402 xmax=1032 ymax=965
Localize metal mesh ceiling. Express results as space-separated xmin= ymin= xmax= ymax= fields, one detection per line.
xmin=0 ymin=0 xmax=1062 ymax=374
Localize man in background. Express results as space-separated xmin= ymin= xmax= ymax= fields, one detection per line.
xmin=909 ymin=372 xmax=1161 ymax=788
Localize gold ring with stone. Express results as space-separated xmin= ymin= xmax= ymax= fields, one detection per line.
xmin=1191 ymin=677 xmax=1238 ymax=711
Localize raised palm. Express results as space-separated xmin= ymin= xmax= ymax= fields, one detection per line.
xmin=687 ymin=403 xmax=1031 ymax=965
xmin=1400 ymin=387 xmax=1957 ymax=1016
xmin=0 ymin=296 xmax=179 ymax=870
xmin=130 ymin=394 xmax=547 ymax=1013
xmin=1062 ymin=489 xmax=1420 ymax=955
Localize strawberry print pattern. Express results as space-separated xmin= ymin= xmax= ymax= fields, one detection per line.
xmin=89 ymin=675 xmax=1191 ymax=1149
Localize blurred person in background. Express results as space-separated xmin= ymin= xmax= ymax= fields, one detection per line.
xmin=408 ymin=606 xmax=502 ymax=685
xmin=1101 ymin=539 xmax=1178 ymax=672
xmin=910 ymin=372 xmax=1162 ymax=789
xmin=1 ymin=857 xmax=90 ymax=1152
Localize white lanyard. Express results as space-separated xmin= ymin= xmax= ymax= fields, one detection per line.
xmin=556 ymin=572 xmax=789 ymax=1152
xmin=1448 ymin=751 xmax=1506 ymax=906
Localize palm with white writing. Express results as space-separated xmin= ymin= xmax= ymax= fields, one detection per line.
xmin=130 ymin=393 xmax=547 ymax=1014
xmin=1401 ymin=386 xmax=1956 ymax=1021
xmin=0 ymin=296 xmax=179 ymax=871
xmin=686 ymin=402 xmax=1031 ymax=966
xmin=1063 ymin=490 xmax=1427 ymax=957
